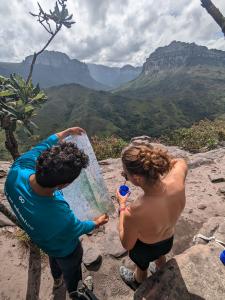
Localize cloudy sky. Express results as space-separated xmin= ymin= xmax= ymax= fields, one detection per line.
xmin=0 ymin=0 xmax=225 ymax=66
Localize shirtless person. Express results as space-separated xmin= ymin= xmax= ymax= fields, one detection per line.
xmin=116 ymin=143 xmax=188 ymax=290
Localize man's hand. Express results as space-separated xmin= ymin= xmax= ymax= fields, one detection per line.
xmin=57 ymin=127 xmax=86 ymax=140
xmin=68 ymin=127 xmax=86 ymax=136
xmin=116 ymin=188 xmax=130 ymax=205
xmin=94 ymin=213 xmax=109 ymax=228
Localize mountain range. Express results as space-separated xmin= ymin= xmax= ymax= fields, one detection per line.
xmin=0 ymin=51 xmax=141 ymax=90
xmin=1 ymin=40 xmax=225 ymax=153
xmin=88 ymin=63 xmax=142 ymax=89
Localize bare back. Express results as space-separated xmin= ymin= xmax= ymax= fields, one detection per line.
xmin=129 ymin=160 xmax=187 ymax=244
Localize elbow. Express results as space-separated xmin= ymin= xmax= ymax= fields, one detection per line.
xmin=122 ymin=243 xmax=133 ymax=251
xmin=120 ymin=237 xmax=135 ymax=251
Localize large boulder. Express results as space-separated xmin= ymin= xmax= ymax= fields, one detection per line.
xmin=105 ymin=231 xmax=127 ymax=258
xmin=135 ymin=244 xmax=225 ymax=300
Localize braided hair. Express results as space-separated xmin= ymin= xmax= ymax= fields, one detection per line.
xmin=122 ymin=144 xmax=171 ymax=182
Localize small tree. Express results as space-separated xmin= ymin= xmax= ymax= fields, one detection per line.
xmin=0 ymin=0 xmax=75 ymax=160
xmin=201 ymin=0 xmax=225 ymax=36
xmin=0 ymin=75 xmax=47 ymax=159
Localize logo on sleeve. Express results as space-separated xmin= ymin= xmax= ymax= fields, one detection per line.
xmin=19 ymin=196 xmax=25 ymax=204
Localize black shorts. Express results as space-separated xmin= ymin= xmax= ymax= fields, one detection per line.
xmin=129 ymin=236 xmax=174 ymax=271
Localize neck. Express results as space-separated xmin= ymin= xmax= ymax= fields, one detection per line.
xmin=142 ymin=179 xmax=165 ymax=196
xmin=30 ymin=174 xmax=55 ymax=197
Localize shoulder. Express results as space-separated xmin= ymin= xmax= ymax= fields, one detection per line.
xmin=167 ymin=159 xmax=188 ymax=183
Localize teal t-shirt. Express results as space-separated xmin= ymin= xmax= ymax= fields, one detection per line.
xmin=4 ymin=134 xmax=95 ymax=257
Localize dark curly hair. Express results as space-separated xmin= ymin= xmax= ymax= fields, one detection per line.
xmin=36 ymin=142 xmax=89 ymax=188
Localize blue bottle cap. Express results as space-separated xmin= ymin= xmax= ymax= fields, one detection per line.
xmin=220 ymin=250 xmax=225 ymax=264
xmin=119 ymin=185 xmax=130 ymax=196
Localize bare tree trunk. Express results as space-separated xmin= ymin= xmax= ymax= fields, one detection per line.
xmin=0 ymin=202 xmax=21 ymax=227
xmin=5 ymin=128 xmax=20 ymax=161
xmin=26 ymin=27 xmax=61 ymax=84
xmin=201 ymin=0 xmax=225 ymax=35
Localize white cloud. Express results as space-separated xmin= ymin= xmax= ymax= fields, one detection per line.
xmin=0 ymin=0 xmax=225 ymax=66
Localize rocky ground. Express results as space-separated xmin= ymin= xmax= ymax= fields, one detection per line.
xmin=1 ymin=144 xmax=225 ymax=299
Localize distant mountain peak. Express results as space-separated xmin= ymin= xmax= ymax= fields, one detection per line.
xmin=143 ymin=41 xmax=225 ymax=75
xmin=23 ymin=50 xmax=71 ymax=67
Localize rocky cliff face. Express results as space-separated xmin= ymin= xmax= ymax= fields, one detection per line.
xmin=143 ymin=41 xmax=225 ymax=75
xmin=0 ymin=51 xmax=107 ymax=90
xmin=23 ymin=51 xmax=71 ymax=67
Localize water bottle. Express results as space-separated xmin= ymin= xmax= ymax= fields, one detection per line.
xmin=220 ymin=250 xmax=225 ymax=264
xmin=119 ymin=185 xmax=130 ymax=196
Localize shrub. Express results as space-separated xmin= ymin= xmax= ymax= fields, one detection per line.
xmin=163 ymin=119 xmax=225 ymax=153
xmin=91 ymin=136 xmax=128 ymax=161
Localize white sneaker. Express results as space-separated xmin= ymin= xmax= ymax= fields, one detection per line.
xmin=83 ymin=276 xmax=93 ymax=291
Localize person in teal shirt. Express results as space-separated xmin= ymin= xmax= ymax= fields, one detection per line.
xmin=4 ymin=126 xmax=108 ymax=298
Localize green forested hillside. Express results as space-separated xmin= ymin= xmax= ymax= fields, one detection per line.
xmin=34 ymin=65 xmax=225 ymax=139
xmin=2 ymin=42 xmax=225 ymax=159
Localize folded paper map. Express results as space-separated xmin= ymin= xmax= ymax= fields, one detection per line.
xmin=62 ymin=134 xmax=115 ymax=220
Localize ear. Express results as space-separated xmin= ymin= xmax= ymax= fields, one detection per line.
xmin=132 ymin=175 xmax=142 ymax=185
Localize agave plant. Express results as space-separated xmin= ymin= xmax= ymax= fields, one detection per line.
xmin=0 ymin=74 xmax=47 ymax=159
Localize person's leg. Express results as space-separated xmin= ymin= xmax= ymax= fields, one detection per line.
xmin=134 ymin=265 xmax=148 ymax=283
xmin=56 ymin=242 xmax=83 ymax=294
xmin=49 ymin=256 xmax=62 ymax=280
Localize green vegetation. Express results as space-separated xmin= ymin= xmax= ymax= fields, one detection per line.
xmin=1 ymin=118 xmax=225 ymax=161
xmin=0 ymin=74 xmax=47 ymax=159
xmin=163 ymin=118 xmax=225 ymax=153
xmin=14 ymin=228 xmax=46 ymax=257
xmin=2 ymin=62 xmax=225 ymax=160
xmin=91 ymin=136 xmax=128 ymax=161
xmin=31 ymin=65 xmax=225 ymax=141
xmin=0 ymin=131 xmax=128 ymax=161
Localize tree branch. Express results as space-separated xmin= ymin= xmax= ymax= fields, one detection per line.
xmin=26 ymin=25 xmax=61 ymax=84
xmin=201 ymin=0 xmax=225 ymax=36
xmin=26 ymin=0 xmax=74 ymax=84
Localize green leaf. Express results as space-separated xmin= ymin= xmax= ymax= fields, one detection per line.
xmin=23 ymin=125 xmax=33 ymax=136
xmin=25 ymin=104 xmax=34 ymax=113
xmin=0 ymin=90 xmax=15 ymax=97
xmin=28 ymin=120 xmax=39 ymax=129
xmin=55 ymin=2 xmax=60 ymax=17
xmin=31 ymin=91 xmax=47 ymax=102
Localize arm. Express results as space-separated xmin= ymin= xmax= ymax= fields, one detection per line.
xmin=169 ymin=158 xmax=188 ymax=182
xmin=56 ymin=127 xmax=85 ymax=140
xmin=116 ymin=190 xmax=138 ymax=250
xmin=119 ymin=208 xmax=138 ymax=250
xmin=70 ymin=212 xmax=109 ymax=237
xmin=13 ymin=127 xmax=85 ymax=169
